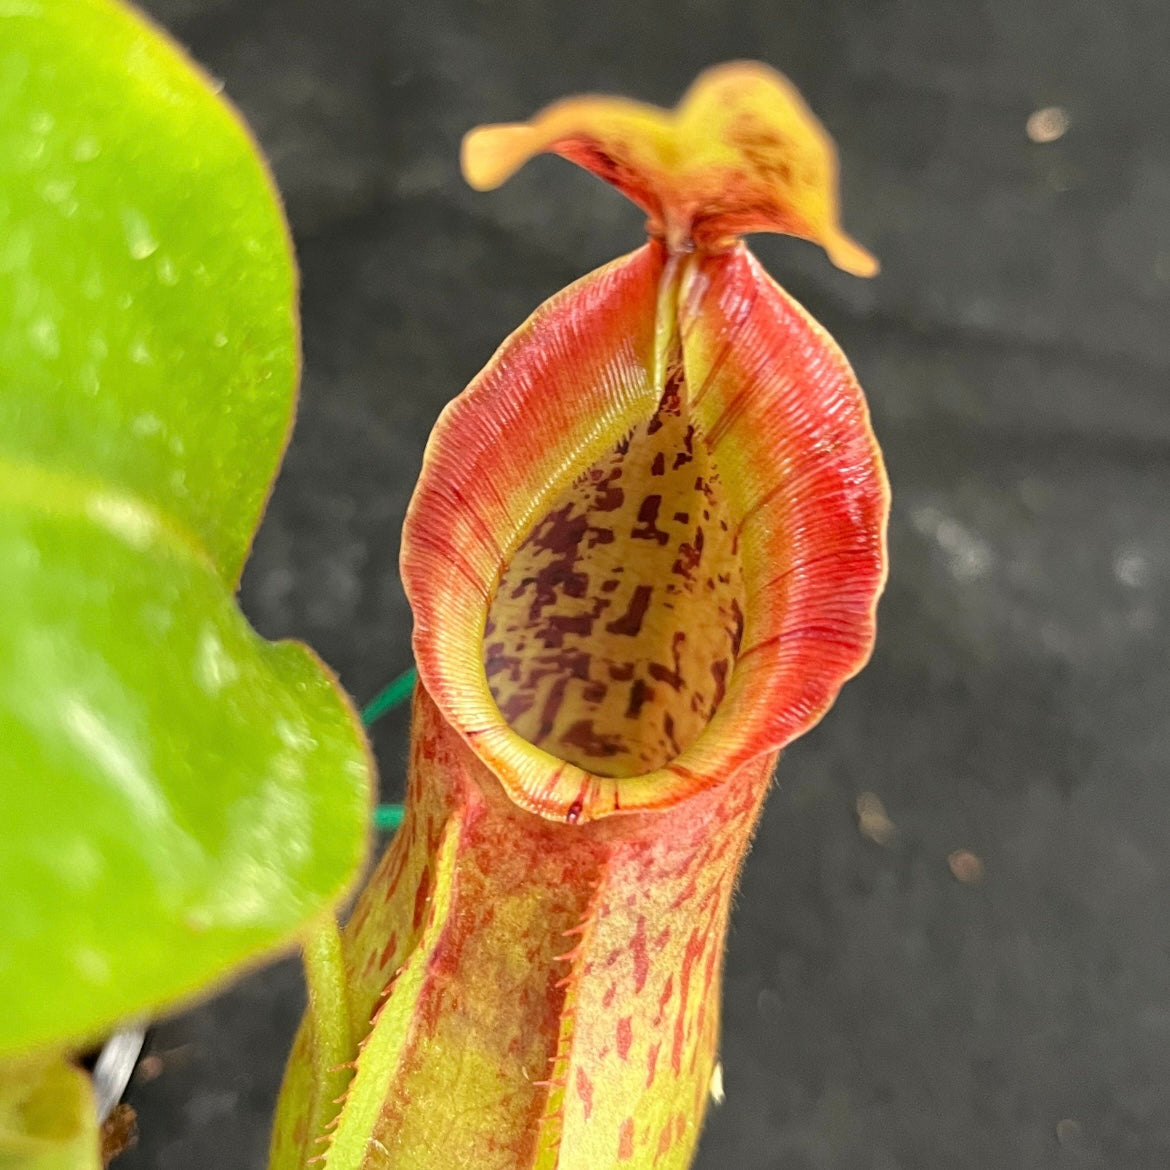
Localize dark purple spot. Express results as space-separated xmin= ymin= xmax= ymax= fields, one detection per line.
xmin=711 ymin=659 xmax=729 ymax=708
xmin=663 ymin=712 xmax=681 ymax=756
xmin=730 ymin=599 xmax=745 ymax=656
xmin=606 ymin=585 xmax=653 ymax=636
xmin=626 ymin=678 xmax=650 ymax=719
xmin=632 ymin=495 xmax=669 ymax=545
xmin=561 ymin=719 xmax=624 ymax=759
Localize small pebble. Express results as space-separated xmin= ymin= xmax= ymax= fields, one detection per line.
xmin=99 ymin=1103 xmax=138 ymax=1166
xmin=1026 ymin=106 xmax=1070 ymax=143
xmin=135 ymin=1054 xmax=164 ymax=1083
xmin=948 ymin=849 xmax=985 ymax=884
xmin=1056 ymin=1117 xmax=1083 ymax=1147
xmin=856 ymin=791 xmax=896 ymax=846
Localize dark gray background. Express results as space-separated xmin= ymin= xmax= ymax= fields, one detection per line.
xmin=120 ymin=1 xmax=1170 ymax=1167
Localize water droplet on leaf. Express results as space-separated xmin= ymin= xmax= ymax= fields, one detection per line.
xmin=122 ymin=208 xmax=159 ymax=259
xmin=72 ymin=135 xmax=101 ymax=161
xmin=28 ymin=316 xmax=59 ymax=358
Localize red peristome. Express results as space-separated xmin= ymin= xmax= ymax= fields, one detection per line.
xmin=399 ymin=236 xmax=885 ymax=825
xmin=673 ymin=245 xmax=889 ymax=775
xmin=401 ymin=244 xmax=672 ymax=820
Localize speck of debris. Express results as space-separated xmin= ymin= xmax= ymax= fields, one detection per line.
xmin=1056 ymin=1118 xmax=1083 ymax=1148
xmin=856 ymin=791 xmax=896 ymax=846
xmin=99 ymin=1103 xmax=138 ymax=1168
xmin=948 ymin=849 xmax=985 ymax=884
xmin=1027 ymin=105 xmax=1070 ymax=143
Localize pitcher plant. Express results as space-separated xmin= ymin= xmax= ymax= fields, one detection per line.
xmin=272 ymin=61 xmax=889 ymax=1170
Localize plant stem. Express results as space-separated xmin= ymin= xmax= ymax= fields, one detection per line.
xmin=301 ymin=914 xmax=354 ymax=1148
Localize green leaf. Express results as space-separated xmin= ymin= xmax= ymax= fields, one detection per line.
xmin=0 ymin=0 xmax=296 ymax=584
xmin=0 ymin=0 xmax=372 ymax=1056
xmin=0 ymin=1055 xmax=100 ymax=1170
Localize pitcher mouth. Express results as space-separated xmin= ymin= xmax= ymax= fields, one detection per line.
xmin=484 ymin=348 xmax=744 ymax=780
xmin=401 ymin=242 xmax=887 ymax=824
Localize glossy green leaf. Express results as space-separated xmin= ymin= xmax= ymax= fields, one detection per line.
xmin=0 ymin=1055 xmax=100 ymax=1170
xmin=0 ymin=0 xmax=296 ymax=584
xmin=0 ymin=0 xmax=372 ymax=1057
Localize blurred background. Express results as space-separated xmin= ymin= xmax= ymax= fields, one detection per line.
xmin=119 ymin=1 xmax=1170 ymax=1166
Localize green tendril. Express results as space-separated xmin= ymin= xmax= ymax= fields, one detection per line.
xmin=360 ymin=665 xmax=417 ymax=726
xmin=371 ymin=804 xmax=405 ymax=832
xmin=362 ymin=665 xmax=416 ymax=833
